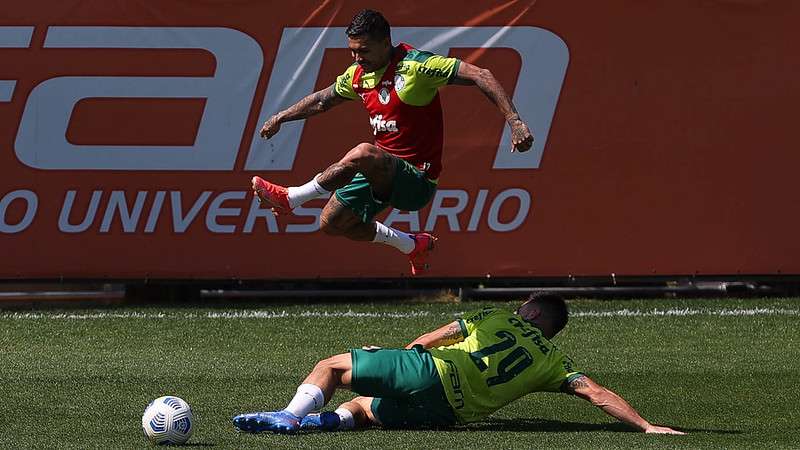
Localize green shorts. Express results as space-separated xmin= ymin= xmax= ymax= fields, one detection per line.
xmin=350 ymin=346 xmax=457 ymax=428
xmin=335 ymin=158 xmax=437 ymax=223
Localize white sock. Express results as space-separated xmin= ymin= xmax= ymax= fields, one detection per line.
xmin=334 ymin=407 xmax=355 ymax=430
xmin=373 ymin=222 xmax=415 ymax=254
xmin=287 ymin=174 xmax=330 ymax=209
xmin=284 ymin=383 xmax=325 ymax=418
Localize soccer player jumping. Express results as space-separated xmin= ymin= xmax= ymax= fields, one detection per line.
xmin=251 ymin=9 xmax=533 ymax=275
xmin=232 ymin=294 xmax=685 ymax=434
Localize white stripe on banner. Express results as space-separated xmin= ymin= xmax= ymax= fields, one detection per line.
xmin=1 ymin=307 xmax=799 ymax=320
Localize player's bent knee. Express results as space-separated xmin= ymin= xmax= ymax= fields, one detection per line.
xmin=315 ymin=353 xmax=352 ymax=372
xmin=344 ymin=143 xmax=381 ymax=166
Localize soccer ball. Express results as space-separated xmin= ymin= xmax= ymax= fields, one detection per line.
xmin=141 ymin=396 xmax=193 ymax=445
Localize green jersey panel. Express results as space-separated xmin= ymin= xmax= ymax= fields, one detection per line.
xmin=334 ymin=63 xmax=360 ymax=100
xmin=333 ymin=49 xmax=460 ymax=106
xmin=428 ymin=308 xmax=583 ymax=424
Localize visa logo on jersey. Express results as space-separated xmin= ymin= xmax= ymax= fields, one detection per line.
xmin=1 ymin=25 xmax=569 ymax=171
xmin=369 ymin=114 xmax=398 ymax=134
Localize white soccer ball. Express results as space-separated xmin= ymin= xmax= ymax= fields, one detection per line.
xmin=142 ymin=396 xmax=193 ymax=445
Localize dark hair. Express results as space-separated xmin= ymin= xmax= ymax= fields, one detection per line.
xmin=346 ymin=9 xmax=391 ymax=41
xmin=516 ymin=293 xmax=569 ymax=336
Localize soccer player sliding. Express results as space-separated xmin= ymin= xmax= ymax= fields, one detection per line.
xmin=232 ymin=294 xmax=684 ymax=434
xmin=251 ymin=9 xmax=534 ymax=275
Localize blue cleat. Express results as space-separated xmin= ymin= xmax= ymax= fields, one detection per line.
xmin=300 ymin=412 xmax=341 ymax=431
xmin=232 ymin=410 xmax=301 ymax=434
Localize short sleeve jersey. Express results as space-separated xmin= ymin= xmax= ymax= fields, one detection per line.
xmin=427 ymin=307 xmax=584 ymax=424
xmin=333 ymin=44 xmax=460 ymax=179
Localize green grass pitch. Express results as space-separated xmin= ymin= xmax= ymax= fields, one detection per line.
xmin=1 ymin=297 xmax=798 ymax=449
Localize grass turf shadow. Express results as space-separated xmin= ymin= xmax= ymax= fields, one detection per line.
xmin=461 ymin=418 xmax=637 ymax=433
xmin=164 ymin=443 xmax=215 ymax=447
xmin=372 ymin=418 xmax=741 ymax=434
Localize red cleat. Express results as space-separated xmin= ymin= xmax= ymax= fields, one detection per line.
xmin=408 ymin=233 xmax=437 ymax=276
xmin=251 ymin=176 xmax=291 ymax=214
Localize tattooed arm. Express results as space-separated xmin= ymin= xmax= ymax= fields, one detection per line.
xmin=451 ymin=61 xmax=533 ymax=153
xmin=563 ymin=375 xmax=685 ymax=434
xmin=405 ymin=321 xmax=466 ymax=349
xmin=260 ymin=85 xmax=350 ymax=139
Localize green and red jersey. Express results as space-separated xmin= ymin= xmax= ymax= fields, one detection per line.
xmin=334 ymin=43 xmax=460 ymax=180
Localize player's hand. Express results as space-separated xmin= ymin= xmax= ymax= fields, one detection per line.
xmin=260 ymin=114 xmax=282 ymax=139
xmin=509 ymin=119 xmax=533 ymax=153
xmin=644 ymin=424 xmax=686 ymax=435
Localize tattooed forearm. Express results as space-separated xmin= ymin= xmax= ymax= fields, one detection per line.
xmin=452 ymin=62 xmax=532 ymax=151
xmin=408 ymin=321 xmax=465 ymax=349
xmin=456 ymin=68 xmax=519 ymax=122
xmin=278 ymin=86 xmax=348 ymax=122
xmin=564 ymin=375 xmax=590 ymax=394
xmin=435 ymin=322 xmax=466 ymax=346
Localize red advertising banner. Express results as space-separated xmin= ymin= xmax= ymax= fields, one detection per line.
xmin=0 ymin=1 xmax=798 ymax=279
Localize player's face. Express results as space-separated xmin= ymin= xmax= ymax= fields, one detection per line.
xmin=348 ymin=34 xmax=392 ymax=73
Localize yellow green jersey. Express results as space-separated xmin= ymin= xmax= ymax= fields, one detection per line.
xmin=333 ymin=46 xmax=459 ymax=105
xmin=428 ymin=307 xmax=583 ymax=424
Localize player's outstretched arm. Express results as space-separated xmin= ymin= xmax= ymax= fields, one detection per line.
xmin=405 ymin=321 xmax=465 ymax=349
xmin=260 ymin=85 xmax=350 ymax=139
xmin=564 ymin=375 xmax=686 ymax=435
xmin=452 ymin=61 xmax=533 ymax=153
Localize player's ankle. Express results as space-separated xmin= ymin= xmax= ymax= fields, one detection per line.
xmin=287 ymin=174 xmax=330 ymax=209
xmin=335 ymin=407 xmax=355 ymax=430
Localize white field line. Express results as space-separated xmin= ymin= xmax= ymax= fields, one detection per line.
xmin=572 ymin=307 xmax=800 ymax=317
xmin=1 ymin=307 xmax=799 ymax=320
xmin=0 ymin=310 xmax=440 ymax=320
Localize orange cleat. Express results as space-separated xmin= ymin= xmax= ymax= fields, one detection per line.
xmin=251 ymin=176 xmax=291 ymax=214
xmin=408 ymin=233 xmax=437 ymax=275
